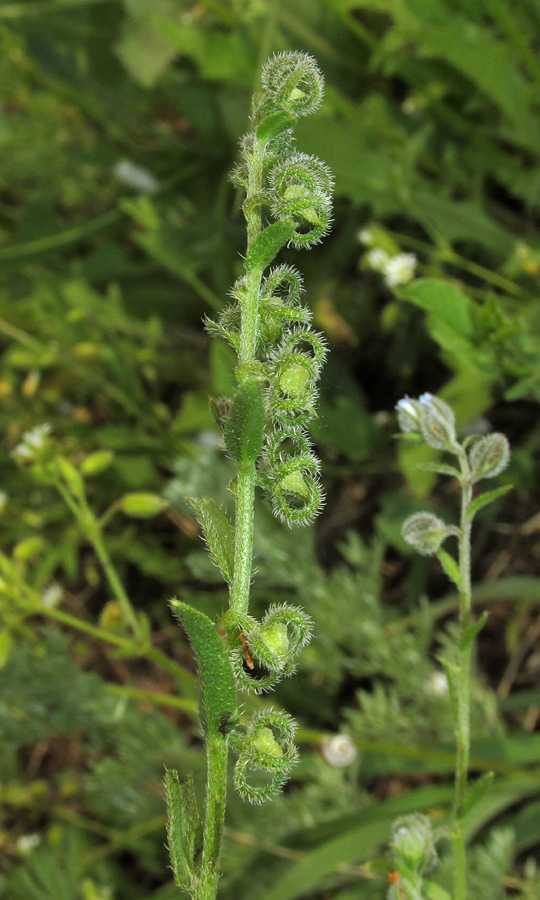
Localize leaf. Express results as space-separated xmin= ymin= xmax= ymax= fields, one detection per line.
xmin=224 ymin=378 xmax=266 ymax=466
xmin=165 ymin=770 xmax=202 ymax=890
xmin=417 ymin=462 xmax=461 ymax=479
xmin=460 ymin=771 xmax=494 ymax=821
xmin=436 ymin=548 xmax=461 ymax=587
xmin=188 ymin=497 xmax=235 ymax=585
xmin=460 ymin=611 xmax=488 ymax=653
xmin=245 ymin=221 xmax=295 ymax=272
xmin=257 ymin=786 xmax=454 ymax=900
xmin=467 ymin=484 xmax=513 ymax=519
xmin=170 ymin=600 xmax=238 ymax=739
xmin=401 ymin=278 xmax=474 ymax=364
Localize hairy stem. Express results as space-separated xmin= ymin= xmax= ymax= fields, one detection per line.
xmin=197 ymin=733 xmax=229 ymax=900
xmin=453 ymin=447 xmax=473 ymax=900
xmin=229 ymin=139 xmax=266 ymax=616
xmin=198 ymin=129 xmax=266 ymax=899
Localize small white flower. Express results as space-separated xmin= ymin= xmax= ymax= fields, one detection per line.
xmin=42 ymin=584 xmax=63 ymax=609
xmin=367 ymin=248 xmax=390 ymax=271
xmin=383 ymin=252 xmax=417 ymax=287
xmin=426 ymin=672 xmax=449 ymax=696
xmin=358 ymin=228 xmax=373 ymax=245
xmin=321 ymin=734 xmax=357 ymax=767
xmin=113 ymin=160 xmax=159 ymax=194
xmin=16 ymin=833 xmax=40 ymax=855
xmin=13 ymin=424 xmax=52 ymax=462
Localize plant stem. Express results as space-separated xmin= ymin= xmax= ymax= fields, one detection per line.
xmin=54 ymin=477 xmax=143 ymax=639
xmin=229 ymin=138 xmax=265 ymax=617
xmin=197 ymin=733 xmax=229 ymax=900
xmin=453 ymin=447 xmax=474 ymax=900
xmin=196 ymin=119 xmax=266 ymax=900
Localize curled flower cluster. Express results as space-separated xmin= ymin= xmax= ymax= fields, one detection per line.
xmin=207 ymin=52 xmax=331 ymax=532
xmin=206 ymin=53 xmax=333 ymax=804
xmin=231 ymin=709 xmax=298 ymax=804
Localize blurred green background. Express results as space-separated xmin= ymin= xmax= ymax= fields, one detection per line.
xmin=2 ymin=1 xmax=540 ymax=897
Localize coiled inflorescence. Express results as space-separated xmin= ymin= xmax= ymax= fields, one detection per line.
xmin=208 ymin=52 xmax=331 ymax=531
xmin=206 ymin=52 xmax=332 ymax=804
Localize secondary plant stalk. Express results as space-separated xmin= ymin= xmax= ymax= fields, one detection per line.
xmin=453 ymin=450 xmax=473 ymax=900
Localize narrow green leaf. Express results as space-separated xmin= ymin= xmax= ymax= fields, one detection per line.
xmin=170 ymin=600 xmax=238 ymax=739
xmin=188 ymin=497 xmax=235 ymax=585
xmin=467 ymin=484 xmax=512 ymax=520
xmin=436 ymin=548 xmax=461 ymax=587
xmin=224 ymin=378 xmax=266 ymax=465
xmin=418 ymin=462 xmax=461 ymax=479
xmin=245 ymin=221 xmax=295 ymax=272
xmin=426 ymin=884 xmax=452 ymax=900
xmin=460 ymin=772 xmax=494 ymax=821
xmin=460 ymin=611 xmax=488 ymax=653
xmin=165 ymin=770 xmax=202 ymax=889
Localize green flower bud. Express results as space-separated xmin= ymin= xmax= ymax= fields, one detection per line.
xmin=278 ymin=363 xmax=310 ymax=398
xmin=80 ymin=450 xmax=114 ymax=477
xmin=390 ymin=814 xmax=437 ymax=874
xmin=402 ymin=512 xmax=449 ymax=556
xmin=469 ymin=433 xmax=510 ymax=481
xmin=279 ymin=470 xmax=311 ymax=499
xmin=418 ymin=393 xmax=456 ymax=450
xmin=260 ymin=622 xmax=289 ymax=657
xmin=119 ymin=493 xmax=168 ymax=518
xmin=251 ymin=726 xmax=284 ymax=758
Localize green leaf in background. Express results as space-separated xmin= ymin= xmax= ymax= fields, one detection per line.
xmin=188 ymin=497 xmax=235 ymax=585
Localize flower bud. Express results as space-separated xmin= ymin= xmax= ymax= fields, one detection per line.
xmin=402 ymin=512 xmax=449 ymax=556
xmin=390 ymin=814 xmax=437 ymax=874
xmin=118 ymin=493 xmax=167 ymax=518
xmin=395 ymin=396 xmax=423 ymax=434
xmin=260 ymin=622 xmax=289 ymax=657
xmin=278 ymin=362 xmax=310 ymax=398
xmin=251 ymin=726 xmax=284 ymax=758
xmin=468 ymin=433 xmax=510 ymax=481
xmin=80 ymin=450 xmax=115 ymax=477
xmin=418 ymin=393 xmax=456 ymax=450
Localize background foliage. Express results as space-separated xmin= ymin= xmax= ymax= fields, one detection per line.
xmin=1 ymin=0 xmax=540 ymax=897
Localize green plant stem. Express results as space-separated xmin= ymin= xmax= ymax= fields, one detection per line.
xmin=197 ymin=733 xmax=229 ymax=900
xmin=453 ymin=447 xmax=474 ymax=900
xmin=229 ymin=139 xmax=265 ymax=616
xmin=54 ymin=476 xmax=142 ymax=640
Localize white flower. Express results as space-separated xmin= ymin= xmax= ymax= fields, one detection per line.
xmin=16 ymin=834 xmax=41 ymax=855
xmin=366 ymin=247 xmax=390 ymax=271
xmin=113 ymin=160 xmax=159 ymax=194
xmin=13 ymin=424 xmax=52 ymax=462
xmin=383 ymin=252 xmax=417 ymax=287
xmin=321 ymin=734 xmax=357 ymax=767
xmin=358 ymin=228 xmax=373 ymax=245
xmin=42 ymin=584 xmax=63 ymax=609
xmin=426 ymin=672 xmax=449 ymax=696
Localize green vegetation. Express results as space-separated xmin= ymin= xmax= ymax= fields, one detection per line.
xmin=1 ymin=2 xmax=540 ymax=898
